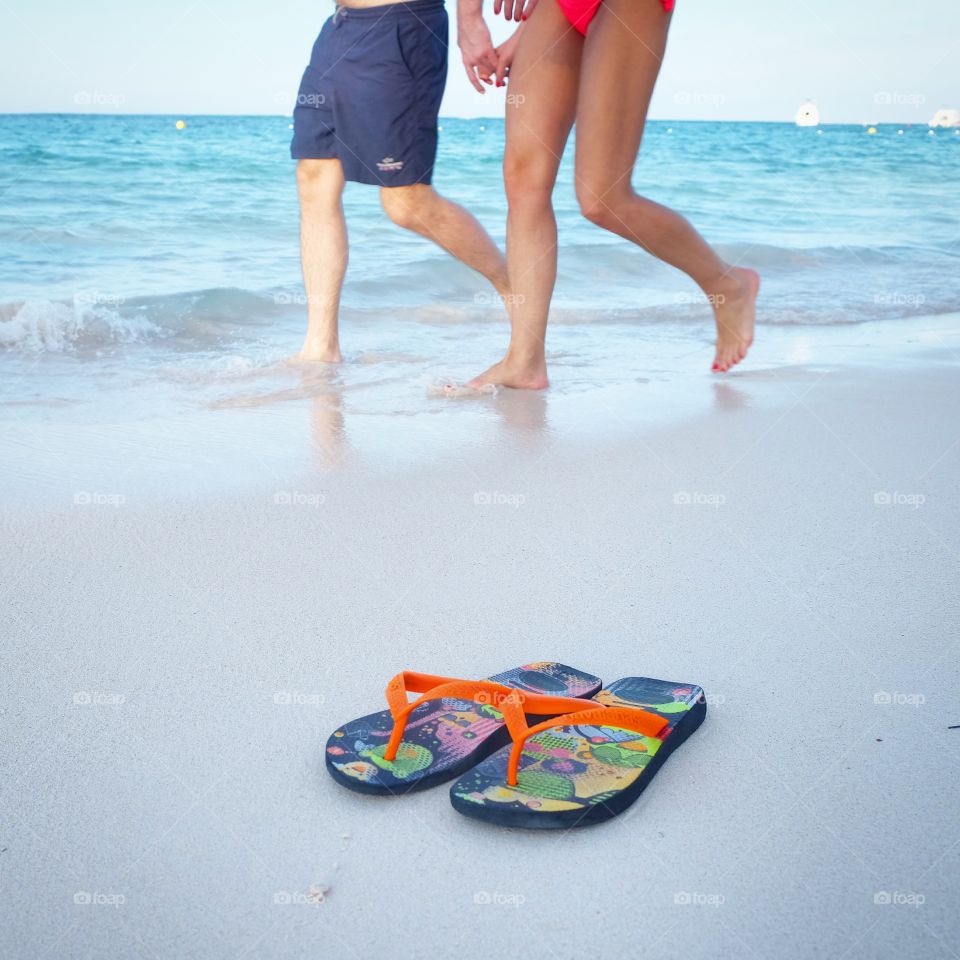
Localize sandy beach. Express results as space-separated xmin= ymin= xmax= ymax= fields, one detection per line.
xmin=3 ymin=320 xmax=958 ymax=959
xmin=3 ymin=0 xmax=960 ymax=950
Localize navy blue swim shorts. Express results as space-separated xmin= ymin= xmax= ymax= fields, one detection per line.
xmin=290 ymin=0 xmax=449 ymax=186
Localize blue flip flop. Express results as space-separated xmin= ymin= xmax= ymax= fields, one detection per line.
xmin=325 ymin=662 xmax=602 ymax=795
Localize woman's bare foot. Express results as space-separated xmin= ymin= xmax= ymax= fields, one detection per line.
xmin=467 ymin=355 xmax=549 ymax=390
xmin=712 ymin=267 xmax=760 ymax=373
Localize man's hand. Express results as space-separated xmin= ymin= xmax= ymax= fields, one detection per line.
xmin=458 ymin=13 xmax=498 ymax=93
xmin=493 ymin=0 xmax=538 ymax=23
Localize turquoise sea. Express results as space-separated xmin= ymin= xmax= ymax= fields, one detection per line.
xmin=1 ymin=114 xmax=958 ymax=495
xmin=3 ymin=115 xmax=959 ymax=326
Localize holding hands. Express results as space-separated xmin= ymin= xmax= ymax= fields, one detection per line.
xmin=458 ymin=0 xmax=530 ymax=90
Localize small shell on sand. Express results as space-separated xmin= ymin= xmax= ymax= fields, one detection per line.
xmin=308 ymin=884 xmax=329 ymax=904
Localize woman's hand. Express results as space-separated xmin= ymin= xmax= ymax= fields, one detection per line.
xmin=493 ymin=27 xmax=523 ymax=86
xmin=493 ymin=0 xmax=538 ymax=23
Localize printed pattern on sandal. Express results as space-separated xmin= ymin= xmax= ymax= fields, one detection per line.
xmin=450 ymin=677 xmax=705 ymax=823
xmin=326 ymin=662 xmax=602 ymax=794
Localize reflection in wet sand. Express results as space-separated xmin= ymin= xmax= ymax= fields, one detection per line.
xmin=309 ymin=386 xmax=347 ymax=472
xmin=494 ymin=389 xmax=549 ymax=445
xmin=210 ymin=363 xmax=350 ymax=472
xmin=712 ymin=381 xmax=750 ymax=412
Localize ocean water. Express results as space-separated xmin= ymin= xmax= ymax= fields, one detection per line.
xmin=1 ymin=114 xmax=958 ymax=496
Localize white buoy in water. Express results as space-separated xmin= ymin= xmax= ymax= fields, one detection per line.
xmin=794 ymin=101 xmax=819 ymax=127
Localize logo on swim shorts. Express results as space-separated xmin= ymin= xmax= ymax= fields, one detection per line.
xmin=376 ymin=156 xmax=404 ymax=172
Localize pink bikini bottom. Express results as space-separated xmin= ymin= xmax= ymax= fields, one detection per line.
xmin=557 ymin=0 xmax=673 ymax=35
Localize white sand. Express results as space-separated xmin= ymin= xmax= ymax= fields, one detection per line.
xmin=2 ymin=333 xmax=959 ymax=959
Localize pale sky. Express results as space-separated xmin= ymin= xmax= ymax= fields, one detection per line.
xmin=0 ymin=0 xmax=956 ymax=122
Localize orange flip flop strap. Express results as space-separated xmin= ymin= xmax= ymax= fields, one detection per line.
xmin=382 ymin=673 xmax=594 ymax=762
xmin=384 ymin=671 xmax=468 ymax=719
xmin=505 ymin=705 xmax=670 ymax=786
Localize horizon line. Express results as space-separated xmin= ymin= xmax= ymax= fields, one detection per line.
xmin=0 ymin=111 xmax=949 ymax=126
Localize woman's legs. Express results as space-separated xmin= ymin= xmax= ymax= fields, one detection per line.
xmin=575 ymin=0 xmax=759 ymax=373
xmin=468 ymin=0 xmax=582 ymax=389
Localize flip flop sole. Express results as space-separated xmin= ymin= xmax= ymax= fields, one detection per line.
xmin=325 ymin=662 xmax=602 ymax=796
xmin=449 ymin=677 xmax=706 ymax=828
xmin=326 ymin=727 xmax=512 ymax=796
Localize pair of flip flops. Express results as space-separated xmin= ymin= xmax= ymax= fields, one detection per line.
xmin=325 ymin=661 xmax=706 ymax=828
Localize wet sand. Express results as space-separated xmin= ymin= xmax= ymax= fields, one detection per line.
xmin=2 ymin=327 xmax=959 ymax=959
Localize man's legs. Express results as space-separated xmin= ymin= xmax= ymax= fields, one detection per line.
xmin=379 ymin=184 xmax=510 ymax=300
xmin=295 ymin=158 xmax=348 ymax=363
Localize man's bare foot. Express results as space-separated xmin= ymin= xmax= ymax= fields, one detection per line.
xmin=712 ymin=267 xmax=760 ymax=373
xmin=467 ymin=356 xmax=549 ymax=390
xmin=290 ymin=339 xmax=342 ymax=364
